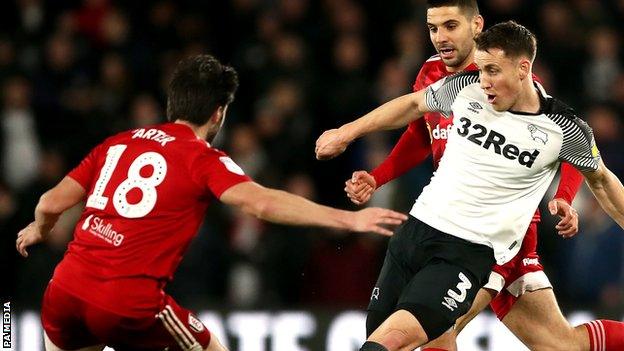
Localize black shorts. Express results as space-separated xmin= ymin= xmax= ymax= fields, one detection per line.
xmin=367 ymin=216 xmax=495 ymax=340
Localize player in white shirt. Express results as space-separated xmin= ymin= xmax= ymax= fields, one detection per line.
xmin=316 ymin=21 xmax=624 ymax=351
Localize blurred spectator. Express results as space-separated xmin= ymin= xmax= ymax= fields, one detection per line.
xmin=96 ymin=52 xmax=131 ymax=120
xmin=226 ymin=209 xmax=265 ymax=308
xmin=14 ymin=148 xmax=77 ymax=309
xmin=228 ymin=124 xmax=267 ymax=179
xmin=583 ymin=27 xmax=621 ymax=103
xmin=558 ymin=190 xmax=624 ymax=306
xmin=375 ymin=58 xmax=411 ymax=103
xmin=302 ymin=233 xmax=384 ymax=309
xmin=128 ymin=93 xmax=163 ymax=128
xmin=254 ymin=79 xmax=312 ymax=172
xmin=537 ymin=1 xmax=584 ymax=101
xmin=324 ymin=33 xmax=371 ymax=128
xmin=585 ymin=104 xmax=624 ymax=177
xmin=393 ymin=21 xmax=425 ymax=77
xmin=260 ymin=173 xmax=315 ymax=306
xmin=72 ymin=0 xmax=111 ymax=46
xmin=1 ymin=75 xmax=40 ymax=191
xmin=325 ymin=0 xmax=366 ymax=35
xmin=0 ymin=37 xmax=17 ymax=82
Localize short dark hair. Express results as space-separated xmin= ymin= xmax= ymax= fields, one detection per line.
xmin=166 ymin=54 xmax=239 ymax=124
xmin=426 ymin=0 xmax=479 ymax=16
xmin=475 ymin=21 xmax=537 ymax=61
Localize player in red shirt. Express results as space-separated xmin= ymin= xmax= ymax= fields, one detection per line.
xmin=344 ymin=1 xmax=624 ymax=351
xmin=15 ymin=55 xmax=408 ymax=351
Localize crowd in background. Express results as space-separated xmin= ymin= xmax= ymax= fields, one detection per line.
xmin=2 ymin=0 xmax=624 ymax=318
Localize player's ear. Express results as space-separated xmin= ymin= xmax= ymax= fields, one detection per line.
xmin=518 ymin=58 xmax=531 ymax=80
xmin=210 ymin=106 xmax=226 ymax=125
xmin=472 ymin=15 xmax=484 ymax=35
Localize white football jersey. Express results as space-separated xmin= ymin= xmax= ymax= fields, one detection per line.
xmin=411 ymin=71 xmax=600 ymax=264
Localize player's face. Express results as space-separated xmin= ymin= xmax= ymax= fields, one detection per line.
xmin=426 ymin=6 xmax=482 ymax=70
xmin=475 ymin=48 xmax=524 ymax=112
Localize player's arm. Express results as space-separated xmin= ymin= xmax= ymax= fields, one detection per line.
xmin=315 ymin=89 xmax=429 ymax=160
xmin=553 ymin=163 xmax=584 ymax=204
xmin=548 ymin=163 xmax=584 ymax=237
xmin=315 ymin=71 xmax=478 ymax=160
xmin=16 ymin=176 xmax=87 ymax=257
xmin=371 ymin=120 xmax=432 ymax=187
xmin=557 ymin=116 xmax=624 ymax=229
xmin=219 ymin=181 xmax=407 ymax=236
xmin=582 ymin=160 xmax=624 ymax=228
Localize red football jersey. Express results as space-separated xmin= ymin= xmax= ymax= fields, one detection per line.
xmin=52 ymin=122 xmax=251 ymax=317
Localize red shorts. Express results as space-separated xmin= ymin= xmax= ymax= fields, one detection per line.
xmin=41 ymin=280 xmax=211 ymax=351
xmin=483 ymin=222 xmax=552 ymax=320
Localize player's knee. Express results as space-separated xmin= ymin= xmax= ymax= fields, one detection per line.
xmin=423 ymin=330 xmax=458 ymax=351
xmin=204 ymin=334 xmax=229 ymax=351
xmin=525 ymin=336 xmax=582 ymax=351
xmin=398 ymin=303 xmax=454 ymax=340
xmin=373 ymin=328 xmax=412 ymax=350
xmin=43 ymin=332 xmax=66 ymax=351
xmin=529 ymin=344 xmax=581 ymax=351
xmin=366 ymin=310 xmax=389 ymax=337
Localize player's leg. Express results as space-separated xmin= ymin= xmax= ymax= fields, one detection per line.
xmin=454 ymin=288 xmax=497 ymax=333
xmin=366 ymin=250 xmax=412 ymax=337
xmin=503 ymin=287 xmax=624 ymax=351
xmin=43 ymin=332 xmax=104 ymax=351
xmin=41 ymin=282 xmax=104 ymax=351
xmin=153 ymin=297 xmax=212 ymax=351
xmin=205 ymin=334 xmax=228 ymax=351
xmin=365 ymin=309 xmax=429 ymax=351
xmin=420 ymin=287 xmax=497 ymax=351
xmin=95 ymin=294 xmax=212 ymax=351
xmin=581 ymin=319 xmax=624 ymax=351
xmin=366 ymin=217 xmax=423 ymax=337
xmin=501 ymin=288 xmax=588 ymax=351
xmin=365 ymin=259 xmax=490 ymax=351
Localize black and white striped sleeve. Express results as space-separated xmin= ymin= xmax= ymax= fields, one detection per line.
xmin=424 ymin=71 xmax=479 ymax=117
xmin=550 ymin=114 xmax=600 ymax=172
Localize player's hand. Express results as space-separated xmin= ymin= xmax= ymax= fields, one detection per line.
xmin=315 ymin=128 xmax=351 ymax=160
xmin=548 ymin=198 xmax=579 ymax=238
xmin=345 ymin=171 xmax=377 ymax=205
xmin=350 ymin=208 xmax=407 ymax=236
xmin=16 ymin=222 xmax=46 ymax=258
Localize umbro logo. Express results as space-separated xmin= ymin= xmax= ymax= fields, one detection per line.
xmin=442 ymin=272 xmax=472 ymax=311
xmin=468 ymin=102 xmax=483 ymax=113
xmin=443 ymin=296 xmax=458 ymax=310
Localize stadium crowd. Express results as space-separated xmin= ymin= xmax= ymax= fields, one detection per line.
xmin=2 ymin=0 xmax=624 ymax=319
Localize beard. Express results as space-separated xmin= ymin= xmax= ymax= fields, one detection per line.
xmin=441 ymin=50 xmax=468 ymax=68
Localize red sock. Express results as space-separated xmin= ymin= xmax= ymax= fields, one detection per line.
xmin=584 ymin=320 xmax=624 ymax=351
